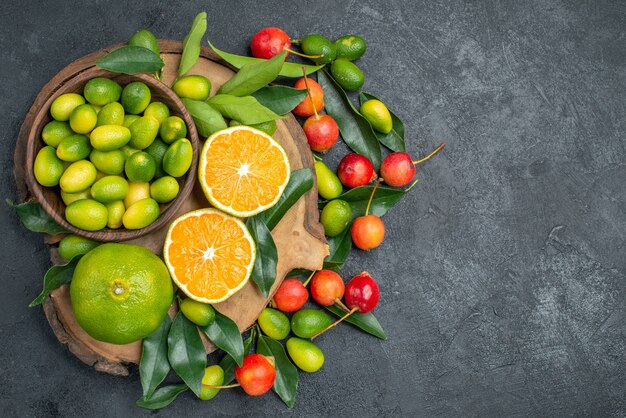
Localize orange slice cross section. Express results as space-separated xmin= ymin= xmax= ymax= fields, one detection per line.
xmin=199 ymin=126 xmax=290 ymax=217
xmin=163 ymin=208 xmax=256 ymax=304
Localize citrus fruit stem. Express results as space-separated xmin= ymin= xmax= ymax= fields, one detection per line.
xmin=285 ymin=46 xmax=322 ymax=59
xmin=301 ymin=68 xmax=320 ymax=120
xmin=302 ymin=270 xmax=316 ymax=287
xmin=413 ymin=143 xmax=446 ymax=165
xmin=311 ymin=306 xmax=359 ymax=340
xmin=201 ymin=383 xmax=241 ymax=390
xmin=365 ymin=178 xmax=382 ymax=216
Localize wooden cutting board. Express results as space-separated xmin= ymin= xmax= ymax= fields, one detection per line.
xmin=13 ymin=40 xmax=328 ymax=376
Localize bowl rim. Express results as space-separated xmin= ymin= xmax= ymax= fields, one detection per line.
xmin=25 ymin=68 xmax=199 ymax=242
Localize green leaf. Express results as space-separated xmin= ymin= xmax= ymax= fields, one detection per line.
xmin=29 ymin=255 xmax=81 ymax=307
xmin=359 ymin=92 xmax=406 ymax=152
xmin=219 ymin=328 xmax=254 ymax=384
xmin=257 ymin=335 xmax=299 ymax=408
xmin=207 ymin=94 xmax=284 ymax=124
xmin=140 ymin=315 xmax=172 ymax=398
xmin=178 ymin=12 xmax=207 ymax=77
xmin=325 ymin=304 xmax=387 ymax=340
xmin=251 ymin=86 xmax=308 ymax=115
xmin=167 ymin=313 xmax=206 ymax=396
xmin=318 ymin=71 xmax=382 ymax=169
xmin=218 ymin=51 xmax=287 ymax=97
xmin=136 ymin=384 xmax=188 ymax=410
xmin=95 ymin=46 xmax=164 ymax=75
xmin=209 ymin=42 xmax=324 ymax=78
xmin=338 ymin=181 xmax=417 ymax=220
xmin=181 ymin=98 xmax=227 ymax=137
xmin=246 ymin=216 xmax=278 ymax=297
xmin=257 ymin=168 xmax=314 ymax=230
xmin=7 ymin=200 xmax=67 ymax=235
xmin=200 ymin=309 xmax=244 ymax=366
xmin=322 ymin=223 xmax=352 ymax=272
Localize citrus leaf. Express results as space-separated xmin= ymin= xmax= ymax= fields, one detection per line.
xmin=209 ymin=42 xmax=324 ymax=78
xmin=251 ymin=86 xmax=308 ymax=115
xmin=325 ymin=304 xmax=387 ymax=340
xmin=178 ymin=12 xmax=207 ymax=77
xmin=218 ymin=51 xmax=287 ymax=97
xmin=318 ymin=70 xmax=381 ymax=169
xmin=359 ymin=92 xmax=406 ymax=152
xmin=181 ymin=98 xmax=227 ymax=137
xmin=7 ymin=200 xmax=67 ymax=235
xmin=29 ymin=255 xmax=82 ymax=307
xmin=285 ymin=269 xmax=312 ymax=281
xmin=207 ymin=94 xmax=284 ymax=124
xmin=136 ymin=383 xmax=188 ymax=410
xmin=140 ymin=315 xmax=172 ymax=398
xmin=257 ymin=168 xmax=314 ymax=230
xmin=322 ymin=223 xmax=353 ymax=272
xmin=200 ymin=309 xmax=244 ymax=366
xmin=95 ymin=45 xmax=164 ymax=75
xmin=219 ymin=328 xmax=254 ymax=384
xmin=246 ymin=216 xmax=278 ymax=298
xmin=337 ymin=181 xmax=418 ymax=220
xmin=257 ymin=335 xmax=299 ymax=408
xmin=167 ymin=313 xmax=206 ymax=396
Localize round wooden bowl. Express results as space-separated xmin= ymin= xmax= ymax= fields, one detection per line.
xmin=25 ymin=68 xmax=199 ymax=242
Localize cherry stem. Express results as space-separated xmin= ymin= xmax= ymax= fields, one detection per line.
xmin=302 ymin=270 xmax=316 ymax=287
xmin=365 ymin=178 xmax=382 ymax=216
xmin=335 ymin=299 xmax=350 ymax=312
xmin=201 ymin=383 xmax=240 ymax=390
xmin=413 ymin=143 xmax=446 ymax=165
xmin=285 ymin=46 xmax=323 ymax=59
xmin=301 ymin=67 xmax=320 ymax=120
xmin=311 ymin=307 xmax=359 ymax=340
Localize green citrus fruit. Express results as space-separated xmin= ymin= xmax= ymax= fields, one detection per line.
xmin=128 ymin=116 xmax=159 ymax=149
xmin=42 ymin=121 xmax=73 ymax=147
xmin=34 ymin=146 xmax=65 ymax=187
xmin=50 ymin=93 xmax=85 ymax=121
xmin=286 ymin=337 xmax=324 ymax=373
xmin=65 ymin=199 xmax=108 ymax=231
xmin=90 ymin=125 xmax=131 ymax=151
xmin=360 ymin=99 xmax=392 ymax=134
xmin=121 ymin=82 xmax=151 ymax=115
xmin=69 ymin=104 xmax=98 ymax=134
xmin=121 ymin=145 xmax=141 ymax=158
xmin=229 ymin=119 xmax=277 ymax=136
xmin=124 ymin=181 xmax=150 ymax=208
xmin=150 ymin=176 xmax=179 ymax=203
xmin=106 ymin=200 xmax=125 ymax=229
xmin=314 ymin=161 xmax=343 ymax=200
xmin=320 ymin=199 xmax=352 ymax=237
xmin=122 ymin=198 xmax=160 ymax=229
xmin=70 ymin=243 xmax=173 ymax=344
xmin=301 ymin=34 xmax=336 ymax=64
xmin=61 ymin=189 xmax=91 ymax=205
xmin=96 ymin=102 xmax=125 ymax=127
xmin=58 ymin=234 xmax=101 ymax=260
xmin=179 ymin=298 xmax=215 ymax=326
xmin=56 ymin=134 xmax=92 ymax=162
xmin=159 ymin=116 xmax=187 ymax=144
xmin=123 ymin=114 xmax=141 ymax=128
xmin=258 ymin=308 xmax=290 ymax=340
xmin=162 ymin=138 xmax=192 ymax=177
xmin=125 ymin=151 xmax=156 ymax=182
xmin=60 ymin=160 xmax=97 ymax=193
xmin=334 ymin=35 xmax=367 ymax=61
xmin=144 ymin=138 xmax=168 ymax=178
xmin=129 ymin=29 xmax=160 ymax=56
xmin=144 ymin=102 xmax=170 ymax=124
xmin=290 ymin=309 xmax=333 ymax=339
xmin=172 ymin=75 xmax=212 ymax=101
xmin=83 ymin=78 xmax=122 ymax=106
xmin=330 ymin=59 xmax=365 ymax=92
xmin=89 ymin=149 xmax=125 ymax=175
xmin=90 ymin=175 xmax=129 ymax=203
xmin=199 ymin=365 xmax=224 ymax=401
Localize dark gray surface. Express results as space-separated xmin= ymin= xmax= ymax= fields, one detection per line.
xmin=1 ymin=0 xmax=624 ymax=416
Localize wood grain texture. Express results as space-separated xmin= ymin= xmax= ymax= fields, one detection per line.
xmin=15 ymin=40 xmax=328 ymax=376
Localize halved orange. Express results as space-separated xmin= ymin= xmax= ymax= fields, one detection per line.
xmin=163 ymin=208 xmax=256 ymax=304
xmin=198 ymin=126 xmax=290 ymax=217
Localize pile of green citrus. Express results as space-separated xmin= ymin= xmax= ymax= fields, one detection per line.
xmin=33 ymin=77 xmax=193 ymax=231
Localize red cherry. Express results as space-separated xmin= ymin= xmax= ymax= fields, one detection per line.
xmin=344 ymin=272 xmax=380 ymax=314
xmin=250 ymin=27 xmax=291 ymax=59
xmin=303 ymin=114 xmax=339 ymax=152
xmin=380 ymin=152 xmax=416 ymax=187
xmin=310 ymin=270 xmax=345 ymax=306
xmin=235 ymin=354 xmax=276 ymax=396
xmin=350 ymin=215 xmax=385 ymax=251
xmin=292 ymin=77 xmax=324 ymax=117
xmin=272 ymin=278 xmax=309 ymax=312
xmin=337 ymin=153 xmax=376 ymax=188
